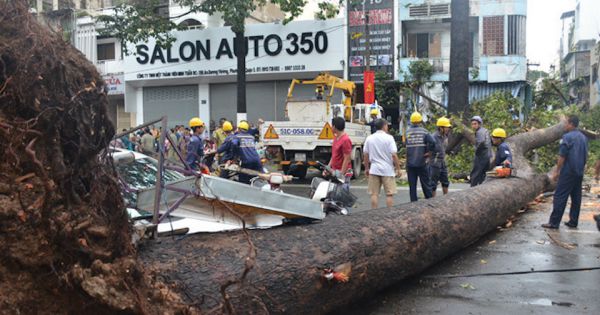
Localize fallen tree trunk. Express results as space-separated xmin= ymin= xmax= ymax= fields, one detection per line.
xmin=140 ymin=119 xmax=565 ymax=314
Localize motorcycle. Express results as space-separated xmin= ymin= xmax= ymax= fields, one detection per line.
xmin=220 ymin=163 xmax=294 ymax=192
xmin=310 ymin=162 xmax=357 ymax=215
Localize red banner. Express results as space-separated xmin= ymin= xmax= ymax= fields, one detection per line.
xmin=363 ymin=70 xmax=375 ymax=104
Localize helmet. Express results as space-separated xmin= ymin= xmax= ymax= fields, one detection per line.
xmin=471 ymin=115 xmax=483 ymax=124
xmin=410 ymin=112 xmax=422 ymax=124
xmin=222 ymin=121 xmax=233 ymax=132
xmin=370 ymin=109 xmax=379 ymax=116
xmin=436 ymin=117 xmax=452 ymax=128
xmin=189 ymin=117 xmax=204 ymax=128
xmin=239 ymin=121 xmax=250 ymax=130
xmin=492 ymin=128 xmax=507 ymax=138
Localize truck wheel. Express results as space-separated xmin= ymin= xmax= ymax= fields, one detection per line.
xmin=289 ymin=164 xmax=308 ymax=180
xmin=352 ymin=150 xmax=362 ymax=179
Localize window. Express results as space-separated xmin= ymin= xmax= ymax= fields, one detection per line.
xmin=179 ymin=19 xmax=204 ymax=30
xmin=507 ymin=15 xmax=526 ymax=55
xmin=409 ymin=5 xmax=428 ymax=17
xmin=153 ymin=0 xmax=170 ymax=19
xmin=406 ymin=32 xmax=441 ymax=58
xmin=97 ymin=43 xmax=115 ymax=61
xmin=115 ymin=157 xmax=184 ymax=207
xmin=483 ymin=16 xmax=504 ymax=56
xmin=408 ymin=4 xmax=450 ymax=17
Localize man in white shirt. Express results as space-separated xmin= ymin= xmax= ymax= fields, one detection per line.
xmin=363 ymin=119 xmax=401 ymax=208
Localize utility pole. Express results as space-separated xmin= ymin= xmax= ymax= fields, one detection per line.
xmin=235 ymin=30 xmax=247 ymax=123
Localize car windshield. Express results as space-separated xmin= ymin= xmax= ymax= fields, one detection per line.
xmin=115 ymin=157 xmax=185 ymax=207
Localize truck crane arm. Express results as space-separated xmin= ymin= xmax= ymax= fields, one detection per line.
xmin=287 ymin=73 xmax=356 ymax=120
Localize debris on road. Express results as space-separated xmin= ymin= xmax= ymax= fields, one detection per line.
xmin=546 ymin=232 xmax=578 ymax=250
xmin=460 ymin=283 xmax=476 ymax=290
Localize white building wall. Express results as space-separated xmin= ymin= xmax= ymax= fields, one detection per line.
xmin=574 ymin=0 xmax=600 ymax=45
xmin=198 ymin=84 xmax=210 ymax=125
xmin=74 ymin=18 xmax=97 ymax=62
xmin=560 ymin=15 xmax=574 ymax=58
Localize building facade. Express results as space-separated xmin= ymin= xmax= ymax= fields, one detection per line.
xmin=122 ymin=18 xmax=346 ymax=128
xmin=49 ymin=1 xmax=536 ymax=129
xmin=397 ymin=0 xmax=528 ymax=107
xmin=42 ymin=1 xmax=294 ymax=130
xmin=559 ymin=0 xmax=599 ymax=108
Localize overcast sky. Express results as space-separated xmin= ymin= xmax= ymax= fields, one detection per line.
xmin=527 ymin=0 xmax=576 ymax=72
xmin=299 ymin=0 xmax=579 ymax=73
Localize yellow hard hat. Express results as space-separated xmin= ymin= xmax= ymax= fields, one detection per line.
xmin=222 ymin=121 xmax=233 ymax=132
xmin=492 ymin=128 xmax=507 ymax=138
xmin=239 ymin=121 xmax=250 ymax=130
xmin=370 ymin=109 xmax=379 ymax=116
xmin=410 ymin=112 xmax=422 ymax=124
xmin=436 ymin=117 xmax=451 ymax=128
xmin=189 ymin=117 xmax=204 ymax=128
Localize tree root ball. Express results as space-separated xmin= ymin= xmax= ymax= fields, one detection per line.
xmin=0 ymin=1 xmax=188 ymax=313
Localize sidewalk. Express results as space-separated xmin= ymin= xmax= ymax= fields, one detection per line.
xmin=335 ymin=183 xmax=600 ymax=315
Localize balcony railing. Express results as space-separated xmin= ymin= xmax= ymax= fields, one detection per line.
xmin=95 ymin=59 xmax=124 ymax=75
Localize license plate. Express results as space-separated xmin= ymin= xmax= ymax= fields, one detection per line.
xmin=279 ymin=128 xmax=314 ymax=136
xmin=294 ymin=153 xmax=306 ymax=161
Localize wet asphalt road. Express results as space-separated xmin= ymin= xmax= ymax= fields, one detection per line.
xmin=285 ymin=171 xmax=600 ymax=315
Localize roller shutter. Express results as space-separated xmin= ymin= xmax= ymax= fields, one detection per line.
xmin=143 ymin=85 xmax=198 ymax=127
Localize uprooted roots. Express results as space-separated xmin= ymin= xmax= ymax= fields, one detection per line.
xmin=0 ymin=1 xmax=189 ymax=313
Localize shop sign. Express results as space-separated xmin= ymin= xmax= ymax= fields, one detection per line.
xmin=104 ymin=74 xmax=124 ymax=95
xmin=125 ymin=19 xmax=344 ymax=81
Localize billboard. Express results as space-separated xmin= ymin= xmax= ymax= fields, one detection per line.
xmin=124 ymin=19 xmax=345 ymax=81
xmin=347 ymin=0 xmax=395 ymax=82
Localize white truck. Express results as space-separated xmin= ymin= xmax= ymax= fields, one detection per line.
xmin=261 ymin=73 xmax=382 ymax=179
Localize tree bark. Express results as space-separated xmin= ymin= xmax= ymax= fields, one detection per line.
xmin=448 ymin=0 xmax=470 ymax=114
xmin=139 ymin=121 xmax=566 ymax=314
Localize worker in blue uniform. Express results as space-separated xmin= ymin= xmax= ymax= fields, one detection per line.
xmin=232 ymin=121 xmax=263 ymax=184
xmin=429 ymin=117 xmax=452 ymax=197
xmin=185 ymin=117 xmax=205 ymax=170
xmin=405 ymin=112 xmax=434 ymax=202
xmin=542 ymin=115 xmax=588 ymax=229
xmin=491 ymin=128 xmax=512 ymax=167
xmin=367 ymin=109 xmax=378 ymax=134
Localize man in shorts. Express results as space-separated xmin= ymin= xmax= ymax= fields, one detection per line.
xmin=363 ymin=119 xmax=400 ymax=208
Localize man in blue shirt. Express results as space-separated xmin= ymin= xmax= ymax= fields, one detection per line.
xmin=185 ymin=117 xmax=205 ymax=170
xmin=405 ymin=112 xmax=434 ymax=202
xmin=491 ymin=128 xmax=512 ymax=167
xmin=429 ymin=117 xmax=452 ymax=197
xmin=542 ymin=115 xmax=588 ymax=229
xmin=367 ymin=109 xmax=378 ymax=134
xmin=232 ymin=121 xmax=263 ymax=184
